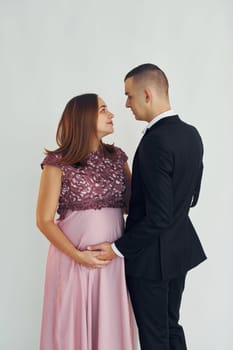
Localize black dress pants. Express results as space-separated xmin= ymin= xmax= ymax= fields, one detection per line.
xmin=126 ymin=274 xmax=187 ymax=350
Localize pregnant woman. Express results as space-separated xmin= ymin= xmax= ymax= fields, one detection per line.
xmin=36 ymin=93 xmax=136 ymax=350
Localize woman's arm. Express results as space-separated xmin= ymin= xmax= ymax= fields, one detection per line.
xmin=124 ymin=162 xmax=131 ymax=214
xmin=36 ymin=165 xmax=109 ymax=268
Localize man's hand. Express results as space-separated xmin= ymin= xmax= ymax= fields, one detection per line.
xmin=87 ymin=242 xmax=117 ymax=261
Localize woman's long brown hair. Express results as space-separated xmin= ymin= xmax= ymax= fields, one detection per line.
xmin=45 ymin=93 xmax=115 ymax=165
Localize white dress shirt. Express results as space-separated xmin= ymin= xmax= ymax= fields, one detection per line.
xmin=112 ymin=109 xmax=176 ymax=258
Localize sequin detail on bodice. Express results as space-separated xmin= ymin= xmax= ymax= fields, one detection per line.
xmin=41 ymin=147 xmax=128 ymax=219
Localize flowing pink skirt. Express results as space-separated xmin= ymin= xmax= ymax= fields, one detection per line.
xmin=40 ymin=208 xmax=137 ymax=350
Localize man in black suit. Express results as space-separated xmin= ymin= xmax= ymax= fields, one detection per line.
xmin=89 ymin=64 xmax=207 ymax=350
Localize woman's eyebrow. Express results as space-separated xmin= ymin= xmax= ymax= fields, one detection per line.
xmin=98 ymin=104 xmax=107 ymax=109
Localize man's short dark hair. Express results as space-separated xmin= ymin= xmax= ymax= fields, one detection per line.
xmin=124 ymin=63 xmax=169 ymax=96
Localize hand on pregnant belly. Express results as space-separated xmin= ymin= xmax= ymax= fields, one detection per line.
xmin=87 ymin=242 xmax=117 ymax=261
xmin=76 ymin=249 xmax=111 ymax=268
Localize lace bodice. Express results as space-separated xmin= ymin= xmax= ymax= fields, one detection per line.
xmin=41 ymin=147 xmax=128 ymax=219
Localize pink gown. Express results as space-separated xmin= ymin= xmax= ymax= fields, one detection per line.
xmin=40 ymin=148 xmax=136 ymax=350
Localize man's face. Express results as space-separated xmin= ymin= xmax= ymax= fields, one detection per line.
xmin=124 ymin=77 xmax=148 ymax=121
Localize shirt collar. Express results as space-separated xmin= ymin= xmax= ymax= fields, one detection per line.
xmin=142 ymin=109 xmax=175 ymax=134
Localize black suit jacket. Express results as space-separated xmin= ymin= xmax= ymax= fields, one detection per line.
xmin=115 ymin=115 xmax=207 ymax=281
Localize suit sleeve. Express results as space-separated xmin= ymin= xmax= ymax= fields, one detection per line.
xmin=190 ymin=162 xmax=203 ymax=207
xmin=115 ymin=136 xmax=174 ymax=258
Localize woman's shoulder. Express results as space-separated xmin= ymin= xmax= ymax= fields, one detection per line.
xmin=113 ymin=146 xmax=128 ymax=163
xmin=40 ymin=152 xmax=63 ymax=169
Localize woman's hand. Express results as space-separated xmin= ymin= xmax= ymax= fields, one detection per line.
xmin=76 ymin=250 xmax=111 ymax=268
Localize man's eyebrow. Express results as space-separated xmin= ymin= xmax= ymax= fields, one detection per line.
xmin=125 ymin=92 xmax=128 ymax=96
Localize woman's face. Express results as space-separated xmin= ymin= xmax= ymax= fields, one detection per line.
xmin=96 ymin=97 xmax=114 ymax=139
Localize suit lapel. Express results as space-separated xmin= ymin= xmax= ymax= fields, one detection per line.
xmin=132 ymin=115 xmax=180 ymax=167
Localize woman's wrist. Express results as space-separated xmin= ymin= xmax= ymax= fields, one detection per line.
xmin=74 ymin=249 xmax=82 ymax=263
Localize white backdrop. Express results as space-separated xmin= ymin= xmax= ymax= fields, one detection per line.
xmin=0 ymin=0 xmax=232 ymax=349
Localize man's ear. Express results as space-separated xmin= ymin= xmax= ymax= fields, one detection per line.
xmin=144 ymin=87 xmax=152 ymax=103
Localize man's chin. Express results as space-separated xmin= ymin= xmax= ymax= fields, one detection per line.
xmin=131 ymin=111 xmax=143 ymax=121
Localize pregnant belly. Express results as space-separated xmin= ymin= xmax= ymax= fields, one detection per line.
xmin=57 ymin=207 xmax=124 ymax=250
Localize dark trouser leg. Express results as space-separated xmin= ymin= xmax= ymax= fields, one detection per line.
xmin=126 ymin=276 xmax=170 ymax=350
xmin=168 ymin=274 xmax=187 ymax=350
